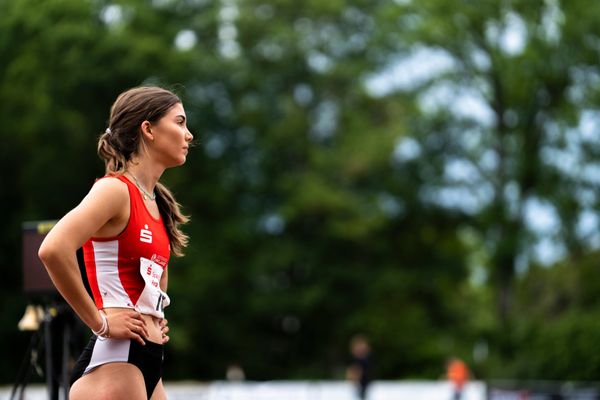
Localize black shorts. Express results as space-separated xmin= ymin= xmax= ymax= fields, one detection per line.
xmin=71 ymin=335 xmax=164 ymax=399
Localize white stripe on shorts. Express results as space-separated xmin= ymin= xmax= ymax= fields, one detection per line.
xmin=84 ymin=338 xmax=131 ymax=374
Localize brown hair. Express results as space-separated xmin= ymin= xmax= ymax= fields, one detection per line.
xmin=98 ymin=86 xmax=189 ymax=256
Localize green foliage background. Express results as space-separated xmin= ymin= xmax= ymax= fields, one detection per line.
xmin=2 ymin=0 xmax=600 ymax=383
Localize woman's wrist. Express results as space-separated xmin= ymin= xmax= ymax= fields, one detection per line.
xmin=91 ymin=311 xmax=110 ymax=338
xmin=91 ymin=313 xmax=104 ymax=333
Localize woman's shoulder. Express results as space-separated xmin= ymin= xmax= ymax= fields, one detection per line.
xmin=89 ymin=175 xmax=129 ymax=200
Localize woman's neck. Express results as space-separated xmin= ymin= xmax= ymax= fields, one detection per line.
xmin=125 ymin=161 xmax=163 ymax=191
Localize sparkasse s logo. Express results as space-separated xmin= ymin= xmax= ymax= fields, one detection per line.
xmin=140 ymin=224 xmax=153 ymax=243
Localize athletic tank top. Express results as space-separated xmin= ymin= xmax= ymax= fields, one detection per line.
xmin=83 ymin=175 xmax=171 ymax=319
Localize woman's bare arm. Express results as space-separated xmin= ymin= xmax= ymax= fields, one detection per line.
xmin=38 ymin=177 xmax=148 ymax=343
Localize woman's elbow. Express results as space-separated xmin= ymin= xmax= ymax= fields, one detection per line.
xmin=38 ymin=240 xmax=59 ymax=268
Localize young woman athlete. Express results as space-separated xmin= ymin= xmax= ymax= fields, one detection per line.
xmin=38 ymin=86 xmax=193 ymax=399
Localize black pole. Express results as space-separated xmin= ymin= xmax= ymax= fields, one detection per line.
xmin=10 ymin=330 xmax=41 ymax=400
xmin=43 ymin=307 xmax=57 ymax=400
xmin=61 ymin=321 xmax=70 ymax=400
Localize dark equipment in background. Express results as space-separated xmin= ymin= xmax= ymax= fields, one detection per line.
xmin=22 ymin=221 xmax=58 ymax=294
xmin=12 ymin=221 xmax=88 ymax=400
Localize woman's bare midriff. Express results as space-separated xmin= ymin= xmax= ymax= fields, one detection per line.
xmin=104 ymin=307 xmax=164 ymax=344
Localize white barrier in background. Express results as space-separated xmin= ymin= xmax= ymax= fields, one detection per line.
xmin=1 ymin=380 xmax=486 ymax=400
xmin=202 ymin=381 xmax=485 ymax=400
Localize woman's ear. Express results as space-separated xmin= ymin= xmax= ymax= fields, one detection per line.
xmin=141 ymin=121 xmax=154 ymax=142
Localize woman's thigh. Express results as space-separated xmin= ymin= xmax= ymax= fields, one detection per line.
xmin=70 ymin=362 xmax=147 ymax=400
xmin=150 ymin=379 xmax=167 ymax=400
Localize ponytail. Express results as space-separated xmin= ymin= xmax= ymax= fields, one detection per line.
xmin=97 ymin=130 xmax=127 ymax=174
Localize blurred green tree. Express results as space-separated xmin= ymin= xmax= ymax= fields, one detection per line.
xmin=387 ymin=0 xmax=600 ymax=337
xmin=167 ymin=0 xmax=472 ymax=379
xmin=510 ymin=252 xmax=600 ymax=380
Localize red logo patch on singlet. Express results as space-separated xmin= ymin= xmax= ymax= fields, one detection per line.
xmin=151 ymin=253 xmax=169 ymax=268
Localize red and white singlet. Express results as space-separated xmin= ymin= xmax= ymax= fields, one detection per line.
xmin=83 ymin=175 xmax=171 ymax=319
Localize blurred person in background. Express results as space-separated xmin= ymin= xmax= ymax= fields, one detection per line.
xmin=226 ymin=362 xmax=246 ymax=381
xmin=39 ymin=86 xmax=193 ymax=399
xmin=446 ymin=357 xmax=470 ymax=400
xmin=346 ymin=334 xmax=373 ymax=400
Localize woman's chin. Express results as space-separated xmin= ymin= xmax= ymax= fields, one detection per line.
xmin=167 ymin=157 xmax=187 ymax=168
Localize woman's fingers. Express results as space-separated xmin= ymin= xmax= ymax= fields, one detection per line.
xmin=128 ymin=311 xmax=149 ymax=337
xmin=128 ymin=321 xmax=146 ymax=336
xmin=160 ymin=318 xmax=169 ymax=334
xmin=125 ymin=314 xmax=146 ymax=345
xmin=129 ymin=318 xmax=150 ymax=338
xmin=160 ymin=318 xmax=170 ymax=344
xmin=131 ymin=332 xmax=146 ymax=346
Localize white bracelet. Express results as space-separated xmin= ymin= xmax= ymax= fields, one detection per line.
xmin=92 ymin=312 xmax=110 ymax=338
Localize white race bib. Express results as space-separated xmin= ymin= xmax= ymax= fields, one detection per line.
xmin=137 ymin=257 xmax=171 ymax=318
